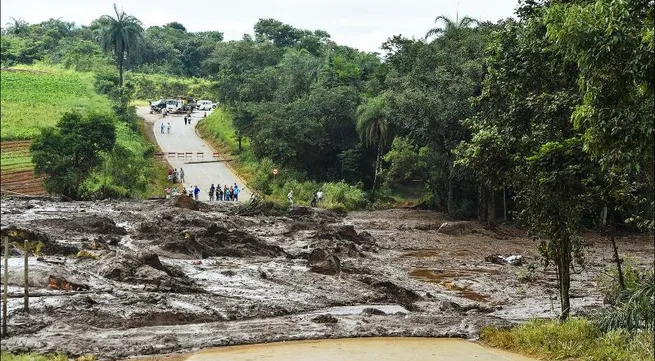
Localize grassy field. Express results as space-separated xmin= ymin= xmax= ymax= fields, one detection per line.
xmin=481 ymin=318 xmax=654 ymax=361
xmin=1 ymin=65 xmax=113 ymax=140
xmin=0 ymin=64 xmax=166 ymax=197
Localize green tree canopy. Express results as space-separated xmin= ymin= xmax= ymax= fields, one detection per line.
xmin=30 ymin=112 xmax=117 ymax=200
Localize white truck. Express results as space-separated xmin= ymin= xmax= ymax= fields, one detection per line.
xmin=196 ymin=100 xmax=214 ymax=111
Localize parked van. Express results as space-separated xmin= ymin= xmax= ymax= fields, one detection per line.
xmin=197 ymin=100 xmax=213 ymax=111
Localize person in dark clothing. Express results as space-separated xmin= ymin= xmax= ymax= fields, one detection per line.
xmin=209 ymin=184 xmax=215 ymax=201
xmin=310 ymin=192 xmax=317 ymax=207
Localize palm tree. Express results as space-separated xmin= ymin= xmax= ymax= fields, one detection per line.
xmin=356 ymin=95 xmax=389 ymax=197
xmin=425 ymin=14 xmax=478 ymax=39
xmin=94 ymin=4 xmax=143 ymax=89
xmin=4 ymin=17 xmax=29 ymax=35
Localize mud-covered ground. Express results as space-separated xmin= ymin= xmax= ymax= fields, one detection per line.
xmin=0 ymin=197 xmax=652 ymax=360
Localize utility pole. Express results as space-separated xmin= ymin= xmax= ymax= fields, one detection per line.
xmin=3 ymin=236 xmax=8 ymax=337
xmin=23 ymin=240 xmax=29 ymax=313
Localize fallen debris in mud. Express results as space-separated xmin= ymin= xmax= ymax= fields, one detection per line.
xmin=436 ymin=221 xmax=473 ymax=235
xmin=92 ymin=251 xmax=202 ymax=293
xmin=0 ymin=198 xmax=651 ymax=359
xmin=308 ymin=248 xmax=341 ymax=275
xmin=48 ymin=275 xmax=89 ymax=291
xmin=160 ymin=225 xmax=287 ymax=258
xmin=485 ymin=254 xmax=524 ymax=266
xmin=311 ymin=314 xmax=338 ymax=323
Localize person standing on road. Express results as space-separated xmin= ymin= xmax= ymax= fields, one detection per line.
xmin=217 ymin=184 xmax=223 ymax=201
xmin=160 ymin=122 xmax=165 ymax=134
xmin=179 ymin=168 xmax=185 ymax=183
xmin=184 ymin=116 xmax=187 ymax=125
xmin=209 ymin=184 xmax=215 ymax=201
xmin=167 ymin=122 xmax=171 ymax=134
xmin=287 ymin=190 xmax=294 ymax=206
xmin=233 ymin=183 xmax=240 ymax=201
xmin=193 ymin=185 xmax=200 ymax=201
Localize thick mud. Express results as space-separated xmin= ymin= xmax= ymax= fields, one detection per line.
xmin=0 ymin=197 xmax=652 ymax=360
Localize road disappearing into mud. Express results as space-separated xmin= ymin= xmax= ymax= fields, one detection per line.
xmin=0 ymin=195 xmax=652 ymax=359
xmin=137 ymin=106 xmax=250 ymax=201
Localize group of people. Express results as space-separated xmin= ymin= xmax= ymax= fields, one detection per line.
xmin=183 ymin=115 xmax=193 ymax=125
xmin=167 ymin=168 xmax=184 ymax=184
xmin=287 ymin=190 xmax=323 ymax=207
xmin=164 ymin=182 xmax=241 ymax=202
xmin=160 ymin=122 xmax=172 ymax=134
xmin=208 ymin=183 xmax=240 ymax=201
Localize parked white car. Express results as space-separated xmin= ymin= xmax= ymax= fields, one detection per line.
xmin=197 ymin=100 xmax=213 ymax=111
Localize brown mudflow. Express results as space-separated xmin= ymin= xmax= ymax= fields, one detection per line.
xmin=0 ymin=198 xmax=652 ymax=359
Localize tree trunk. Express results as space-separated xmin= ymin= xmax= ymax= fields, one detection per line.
xmin=371 ymin=144 xmax=381 ymax=199
xmin=503 ymin=186 xmax=507 ymax=221
xmin=477 ymin=183 xmax=486 ymax=221
xmin=446 ymin=169 xmax=453 ymax=215
xmin=119 ymin=58 xmax=123 ymax=89
xmin=486 ymin=183 xmax=496 ymax=225
xmin=610 ymin=232 xmax=626 ymax=291
xmin=558 ymin=235 xmax=571 ymax=321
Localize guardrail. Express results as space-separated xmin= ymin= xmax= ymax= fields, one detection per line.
xmin=161 ymin=152 xmax=221 ymax=162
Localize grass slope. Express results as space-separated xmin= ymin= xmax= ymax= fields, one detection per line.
xmin=0 ymin=64 xmax=166 ymax=197
xmin=1 ymin=65 xmax=113 ymax=140
xmin=481 ymin=318 xmax=654 ymax=361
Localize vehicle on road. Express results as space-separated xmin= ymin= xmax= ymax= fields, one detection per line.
xmin=197 ymin=100 xmax=213 ymax=111
xmin=162 ymin=97 xmax=197 ymax=113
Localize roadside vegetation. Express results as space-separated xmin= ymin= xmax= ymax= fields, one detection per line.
xmin=481 ymin=318 xmax=654 ymax=361
xmin=198 ymin=108 xmax=367 ymax=211
xmin=0 ymin=352 xmax=96 ymax=361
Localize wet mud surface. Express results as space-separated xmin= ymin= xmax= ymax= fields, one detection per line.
xmin=0 ymin=197 xmax=652 ymax=360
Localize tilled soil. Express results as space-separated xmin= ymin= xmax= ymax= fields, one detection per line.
xmin=0 ymin=197 xmax=652 ymax=360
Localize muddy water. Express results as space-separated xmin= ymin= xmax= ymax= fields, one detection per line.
xmin=185 ymin=338 xmax=536 ymax=361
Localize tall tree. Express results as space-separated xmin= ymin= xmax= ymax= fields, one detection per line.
xmin=30 ymin=112 xmax=116 ymax=200
xmin=94 ymin=4 xmax=143 ymax=89
xmin=356 ymin=95 xmax=389 ymax=197
xmin=425 ymin=14 xmax=478 ymax=39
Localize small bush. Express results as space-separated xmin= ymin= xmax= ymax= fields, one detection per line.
xmin=597 ymin=257 xmax=643 ymax=305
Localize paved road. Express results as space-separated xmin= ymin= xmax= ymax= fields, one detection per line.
xmin=137 ymin=106 xmax=250 ymax=201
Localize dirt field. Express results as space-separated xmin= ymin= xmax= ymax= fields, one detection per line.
xmin=0 ymin=141 xmax=46 ymax=196
xmin=0 ymin=197 xmax=652 ymax=360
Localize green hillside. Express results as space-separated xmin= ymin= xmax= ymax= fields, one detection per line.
xmin=1 ymin=65 xmax=113 ymax=140
xmin=0 ymin=65 xmax=165 ymax=198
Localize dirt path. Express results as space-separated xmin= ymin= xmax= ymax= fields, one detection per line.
xmin=136 ymin=107 xmax=250 ymax=201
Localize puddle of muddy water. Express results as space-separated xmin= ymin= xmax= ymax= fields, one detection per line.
xmin=409 ymin=268 xmax=495 ymax=302
xmin=185 ymin=337 xmax=537 ymax=361
xmin=306 ymin=304 xmax=408 ymax=315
